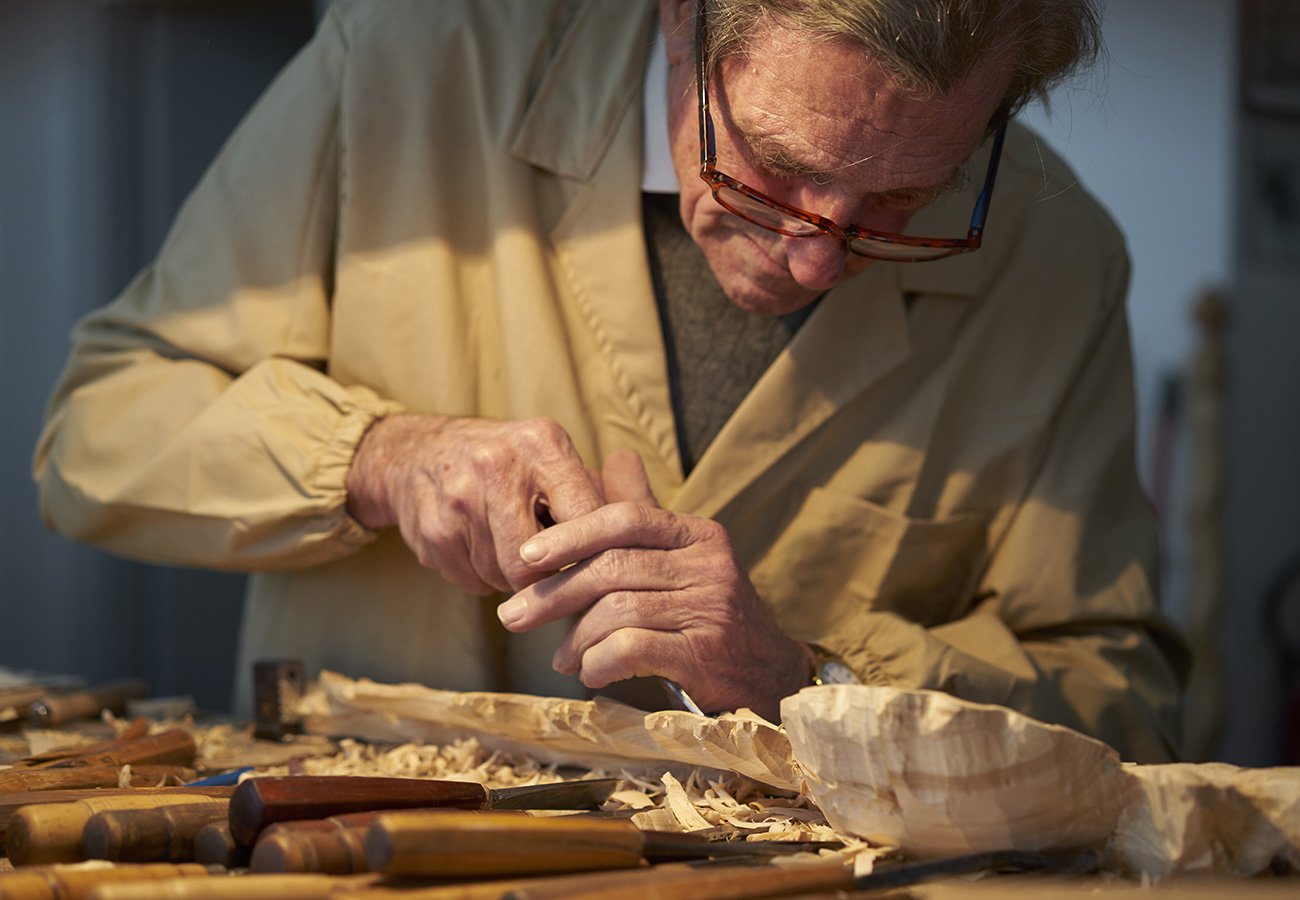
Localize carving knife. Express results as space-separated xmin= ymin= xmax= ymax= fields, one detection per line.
xmin=27 ymin=678 xmax=150 ymax=726
xmin=366 ymin=809 xmax=845 ymax=877
xmin=228 ymin=775 xmax=620 ymax=847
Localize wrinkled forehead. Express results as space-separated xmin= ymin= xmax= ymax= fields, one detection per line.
xmin=712 ymin=22 xmax=1011 ymax=158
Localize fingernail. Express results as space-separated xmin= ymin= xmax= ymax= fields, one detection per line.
xmin=497 ymin=596 xmax=526 ymax=626
xmin=519 ymin=541 xmax=546 ymax=564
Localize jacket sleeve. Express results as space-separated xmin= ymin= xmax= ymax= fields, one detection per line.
xmin=32 ymin=9 xmax=402 ymax=571
xmin=813 ymin=265 xmax=1190 ymax=764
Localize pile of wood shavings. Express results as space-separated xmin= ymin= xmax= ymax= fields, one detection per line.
xmin=250 ymin=736 xmax=857 ymax=846
xmin=254 ymin=736 xmax=565 ymax=786
xmin=103 ymin=712 xmax=877 ymax=866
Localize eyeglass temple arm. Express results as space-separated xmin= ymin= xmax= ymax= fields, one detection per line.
xmin=969 ymin=125 xmax=1007 ymax=235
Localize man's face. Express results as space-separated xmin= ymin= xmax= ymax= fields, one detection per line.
xmin=660 ymin=3 xmax=1013 ymax=316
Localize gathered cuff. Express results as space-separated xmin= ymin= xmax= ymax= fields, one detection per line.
xmin=309 ymin=389 xmax=407 ymax=542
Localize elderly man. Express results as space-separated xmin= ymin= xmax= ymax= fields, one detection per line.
xmin=35 ymin=0 xmax=1187 ymax=761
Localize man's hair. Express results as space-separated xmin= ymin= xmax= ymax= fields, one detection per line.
xmin=703 ymin=0 xmax=1103 ymax=121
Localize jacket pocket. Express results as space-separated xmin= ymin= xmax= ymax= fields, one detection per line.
xmin=750 ymin=486 xmax=989 ymax=635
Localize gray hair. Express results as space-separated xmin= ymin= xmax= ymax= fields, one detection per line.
xmin=702 ymin=0 xmax=1103 ymax=121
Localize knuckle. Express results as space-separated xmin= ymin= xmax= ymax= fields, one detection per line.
xmin=415 ymin=519 xmax=456 ymax=557
xmin=602 ymin=628 xmax=644 ymax=662
xmin=519 ymin=416 xmax=568 ymax=450
xmin=467 ymin=441 xmax=509 ymax=474
xmin=692 ymin=516 xmax=730 ymax=546
xmin=608 ymin=500 xmax=656 ymax=532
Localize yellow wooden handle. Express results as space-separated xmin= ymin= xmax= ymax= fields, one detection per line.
xmin=5 ymin=795 xmax=226 ymax=866
xmin=365 ymin=810 xmax=646 ymax=878
xmin=83 ymin=802 xmax=231 ymax=862
xmin=85 ymin=873 xmax=377 ymax=900
xmin=0 ymin=862 xmax=211 ymax=900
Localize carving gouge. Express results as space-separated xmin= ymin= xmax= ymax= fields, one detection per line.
xmin=5 ymin=795 xmax=229 ymax=866
xmin=365 ymin=809 xmax=844 ymax=878
xmin=28 ymin=678 xmax=149 ymax=727
xmin=228 ymin=775 xmax=620 ymax=847
xmin=0 ymin=787 xmax=236 ymax=848
xmin=83 ymin=802 xmax=232 ymax=862
xmin=192 ymin=820 xmax=250 ymax=869
xmin=0 ymin=862 xmax=216 ymax=900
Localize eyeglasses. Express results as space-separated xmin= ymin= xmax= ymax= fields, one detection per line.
xmin=695 ymin=7 xmax=1006 ymax=262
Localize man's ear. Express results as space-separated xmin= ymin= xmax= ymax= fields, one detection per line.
xmin=659 ymin=0 xmax=695 ymax=66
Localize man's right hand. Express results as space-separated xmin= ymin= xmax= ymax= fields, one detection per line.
xmin=344 ymin=414 xmax=603 ymax=595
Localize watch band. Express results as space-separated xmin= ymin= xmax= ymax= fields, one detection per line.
xmin=808 ymin=644 xmax=860 ymax=686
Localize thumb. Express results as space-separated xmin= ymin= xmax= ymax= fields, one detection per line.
xmin=601 ymin=448 xmax=658 ymax=507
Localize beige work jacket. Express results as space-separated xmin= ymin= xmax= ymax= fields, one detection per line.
xmin=35 ymin=0 xmax=1187 ymax=761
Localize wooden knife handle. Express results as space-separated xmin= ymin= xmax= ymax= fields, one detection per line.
xmin=192 ymin=821 xmax=250 ymax=869
xmin=5 ymin=795 xmax=227 ymax=867
xmin=0 ymin=766 xmax=195 ymax=793
xmin=365 ymin=810 xmax=646 ymax=878
xmin=0 ymin=862 xmax=212 ymax=900
xmin=228 ymin=776 xmax=488 ymax=848
xmin=251 ymin=821 xmax=368 ymax=875
xmin=0 ymin=788 xmax=235 ymax=849
xmin=83 ymin=802 xmax=231 ymax=863
xmin=40 ymin=730 xmax=197 ymax=771
xmin=487 ymin=857 xmax=852 ymax=900
xmin=16 ymin=720 xmax=151 ymax=767
xmin=28 ymin=679 xmax=149 ymax=727
xmin=85 ymin=873 xmax=378 ymax=900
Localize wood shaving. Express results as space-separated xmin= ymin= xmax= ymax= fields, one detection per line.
xmin=660 ymin=771 xmax=716 ymax=832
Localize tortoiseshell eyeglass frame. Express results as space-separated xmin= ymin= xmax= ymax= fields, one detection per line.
xmin=694 ymin=3 xmax=1007 ymax=262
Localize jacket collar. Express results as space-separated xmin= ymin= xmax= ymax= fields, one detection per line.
xmin=509 ymin=1 xmax=659 ymax=181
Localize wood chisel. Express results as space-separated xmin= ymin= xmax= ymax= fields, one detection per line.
xmin=0 ymin=787 xmax=236 ymax=848
xmin=82 ymin=802 xmax=232 ymax=863
xmin=365 ymin=808 xmax=842 ymax=878
xmin=4 ymin=794 xmax=230 ymax=866
xmin=27 ymin=679 xmax=149 ymax=727
xmin=227 ymin=775 xmax=620 ymax=847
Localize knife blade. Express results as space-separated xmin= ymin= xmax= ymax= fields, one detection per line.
xmin=227 ymin=775 xmax=620 ymax=847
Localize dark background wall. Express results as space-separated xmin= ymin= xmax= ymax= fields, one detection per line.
xmin=2 ymin=0 xmax=1297 ymax=766
xmin=0 ymin=0 xmax=316 ymax=714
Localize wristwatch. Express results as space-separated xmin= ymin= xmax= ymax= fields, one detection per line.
xmin=808 ymin=645 xmax=860 ymax=686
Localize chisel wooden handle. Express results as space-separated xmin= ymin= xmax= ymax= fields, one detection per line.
xmin=82 ymin=802 xmax=231 ymax=862
xmin=38 ymin=730 xmax=197 ymax=771
xmin=249 ymin=810 xmax=386 ymax=874
xmin=192 ymin=821 xmax=250 ymax=869
xmin=28 ymin=679 xmax=149 ymax=727
xmin=363 ymin=858 xmax=854 ymax=900
xmin=0 ymin=766 xmax=195 ymax=793
xmin=248 ymin=807 xmax=470 ymax=875
xmin=5 ymin=795 xmax=228 ymax=866
xmin=0 ymin=687 xmax=45 ymax=719
xmin=85 ymin=873 xmax=378 ymax=900
xmin=0 ymin=788 xmax=234 ymax=850
xmin=0 ymin=862 xmax=212 ymax=900
xmin=228 ymin=776 xmax=488 ymax=847
xmin=15 ymin=720 xmax=151 ymax=767
xmin=365 ymin=810 xmax=645 ymax=878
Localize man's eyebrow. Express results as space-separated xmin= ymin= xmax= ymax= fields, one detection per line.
xmin=740 ymin=128 xmax=970 ymax=201
xmin=741 ymin=130 xmax=835 ymax=180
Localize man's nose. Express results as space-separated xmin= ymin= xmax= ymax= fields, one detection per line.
xmin=783 ymin=233 xmax=849 ymax=291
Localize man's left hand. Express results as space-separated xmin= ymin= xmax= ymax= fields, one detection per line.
xmin=495 ymin=449 xmax=811 ymax=722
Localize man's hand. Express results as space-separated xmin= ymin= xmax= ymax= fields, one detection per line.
xmin=345 ymin=414 xmax=603 ymax=594
xmin=496 ymin=449 xmax=811 ymax=721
